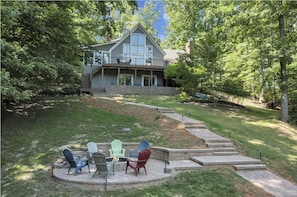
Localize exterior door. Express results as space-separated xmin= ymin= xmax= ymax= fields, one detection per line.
xmin=142 ymin=75 xmax=157 ymax=86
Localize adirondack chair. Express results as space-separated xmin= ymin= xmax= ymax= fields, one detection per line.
xmin=130 ymin=140 xmax=150 ymax=158
xmin=63 ymin=149 xmax=90 ymax=176
xmin=87 ymin=142 xmax=99 ymax=160
xmin=126 ymin=149 xmax=151 ymax=176
xmin=109 ymin=139 xmax=125 ymax=158
xmin=92 ymin=152 xmax=114 ymax=190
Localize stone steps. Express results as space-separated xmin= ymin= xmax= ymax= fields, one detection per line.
xmin=214 ymin=151 xmax=239 ymax=156
xmin=184 ymin=122 xmax=208 ymax=129
xmin=165 ymin=160 xmax=204 ymax=173
xmin=191 ymin=155 xmax=262 ymax=166
xmin=204 ymin=138 xmax=232 ymax=143
xmin=212 ymin=147 xmax=237 ymax=152
xmin=234 ymin=164 xmax=267 ymax=171
xmin=158 ymin=108 xmax=175 ymax=113
xmin=206 ymin=142 xmax=234 ymax=148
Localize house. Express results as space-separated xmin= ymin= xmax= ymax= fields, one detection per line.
xmin=81 ymin=23 xmax=183 ymax=96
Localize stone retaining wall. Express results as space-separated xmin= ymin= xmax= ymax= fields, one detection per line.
xmin=79 ymin=143 xmax=214 ymax=161
xmin=54 ymin=142 xmax=214 ymax=168
xmin=56 ymin=142 xmax=214 ymax=168
xmin=105 ymin=85 xmax=180 ymax=96
xmin=150 ymin=146 xmax=214 ymax=160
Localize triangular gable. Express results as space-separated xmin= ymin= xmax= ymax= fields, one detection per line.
xmin=109 ymin=22 xmax=166 ymax=55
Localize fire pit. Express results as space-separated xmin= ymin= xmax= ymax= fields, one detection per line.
xmin=106 ymin=157 xmax=127 ymax=172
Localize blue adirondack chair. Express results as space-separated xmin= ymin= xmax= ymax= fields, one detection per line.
xmin=130 ymin=140 xmax=150 ymax=158
xmin=109 ymin=139 xmax=125 ymax=158
xmin=63 ymin=149 xmax=90 ymax=176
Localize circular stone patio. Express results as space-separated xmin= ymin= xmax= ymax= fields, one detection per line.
xmin=52 ymin=143 xmax=204 ymax=191
xmin=53 ymin=158 xmax=173 ymax=191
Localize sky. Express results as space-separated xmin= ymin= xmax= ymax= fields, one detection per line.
xmin=137 ymin=0 xmax=169 ymax=41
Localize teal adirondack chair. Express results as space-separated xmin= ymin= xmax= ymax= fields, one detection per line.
xmin=109 ymin=139 xmax=125 ymax=158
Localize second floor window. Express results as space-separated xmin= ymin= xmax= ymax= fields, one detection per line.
xmin=123 ymin=44 xmax=130 ymax=61
xmin=131 ymin=33 xmax=145 ymax=65
xmin=131 ymin=33 xmax=145 ymax=45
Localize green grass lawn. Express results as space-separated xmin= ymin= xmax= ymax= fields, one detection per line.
xmin=1 ymin=95 xmax=295 ymax=196
xmin=124 ymin=95 xmax=297 ymax=185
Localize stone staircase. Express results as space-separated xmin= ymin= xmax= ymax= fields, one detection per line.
xmin=191 ymin=136 xmax=266 ymax=171
xmin=204 ymin=138 xmax=239 ymax=156
xmin=157 ymin=108 xmax=267 ymax=172
xmin=183 ymin=122 xmax=208 ymax=129
xmin=191 ymin=155 xmax=263 ymax=167
xmin=191 ymin=135 xmax=266 ymax=171
xmin=234 ymin=164 xmax=266 ymax=171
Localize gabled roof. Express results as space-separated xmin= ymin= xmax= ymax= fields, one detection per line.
xmin=163 ymin=49 xmax=185 ymax=63
xmin=109 ymin=22 xmax=166 ymax=55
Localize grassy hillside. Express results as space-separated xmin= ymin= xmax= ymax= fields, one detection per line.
xmin=1 ymin=95 xmax=294 ymax=196
xmin=124 ymin=95 xmax=297 ymax=185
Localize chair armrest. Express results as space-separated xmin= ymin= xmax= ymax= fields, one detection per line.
xmin=127 ymin=158 xmax=138 ymax=162
xmin=130 ymin=149 xmax=137 ymax=153
xmin=74 ymin=156 xmax=80 ymax=161
xmin=80 ymin=157 xmax=88 ymax=162
xmin=129 ymin=149 xmax=139 ymax=157
xmin=109 ymin=149 xmax=113 ymax=156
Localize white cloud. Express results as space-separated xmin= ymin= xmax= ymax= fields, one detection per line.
xmin=158 ymin=34 xmax=165 ymax=42
xmin=163 ymin=11 xmax=169 ymax=21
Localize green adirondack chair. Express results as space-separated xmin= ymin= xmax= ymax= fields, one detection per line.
xmin=109 ymin=139 xmax=125 ymax=158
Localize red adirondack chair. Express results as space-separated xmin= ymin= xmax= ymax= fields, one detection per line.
xmin=126 ymin=149 xmax=151 ymax=176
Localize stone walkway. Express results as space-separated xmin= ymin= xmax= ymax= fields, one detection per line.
xmin=125 ymin=101 xmax=297 ymax=197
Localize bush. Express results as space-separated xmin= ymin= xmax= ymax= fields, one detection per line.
xmin=62 ymin=86 xmax=80 ymax=95
xmin=175 ymin=91 xmax=190 ymax=103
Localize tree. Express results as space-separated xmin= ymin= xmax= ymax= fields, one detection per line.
xmin=162 ymin=0 xmax=297 ymax=123
xmin=1 ymin=1 xmax=137 ymax=105
xmin=111 ymin=0 xmax=161 ymax=41
xmin=163 ymin=0 xmax=228 ymax=93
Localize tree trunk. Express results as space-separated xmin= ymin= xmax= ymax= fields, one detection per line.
xmin=278 ymin=14 xmax=288 ymax=122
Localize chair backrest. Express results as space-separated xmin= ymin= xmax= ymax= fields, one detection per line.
xmin=137 ymin=149 xmax=151 ymax=168
xmin=139 ymin=140 xmax=150 ymax=152
xmin=93 ymin=152 xmax=108 ymax=175
xmin=111 ymin=139 xmax=123 ymax=154
xmin=63 ymin=149 xmax=76 ymax=168
xmin=87 ymin=142 xmax=98 ymax=153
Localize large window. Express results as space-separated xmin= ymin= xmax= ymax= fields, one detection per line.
xmin=123 ymin=44 xmax=130 ymax=61
xmin=131 ymin=33 xmax=145 ymax=45
xmin=94 ymin=51 xmax=102 ymax=65
xmin=122 ymin=33 xmax=154 ymax=65
xmin=93 ymin=51 xmax=109 ymax=65
xmin=119 ymin=74 xmax=133 ymax=86
xmin=131 ymin=33 xmax=145 ymax=65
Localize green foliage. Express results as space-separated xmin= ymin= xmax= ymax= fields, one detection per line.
xmin=163 ymin=0 xmax=297 ymax=123
xmin=0 ymin=1 xmax=137 ymax=105
xmin=1 ymin=68 xmax=32 ymax=103
xmin=111 ymin=0 xmax=160 ymax=42
xmin=175 ymin=91 xmax=190 ymax=103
